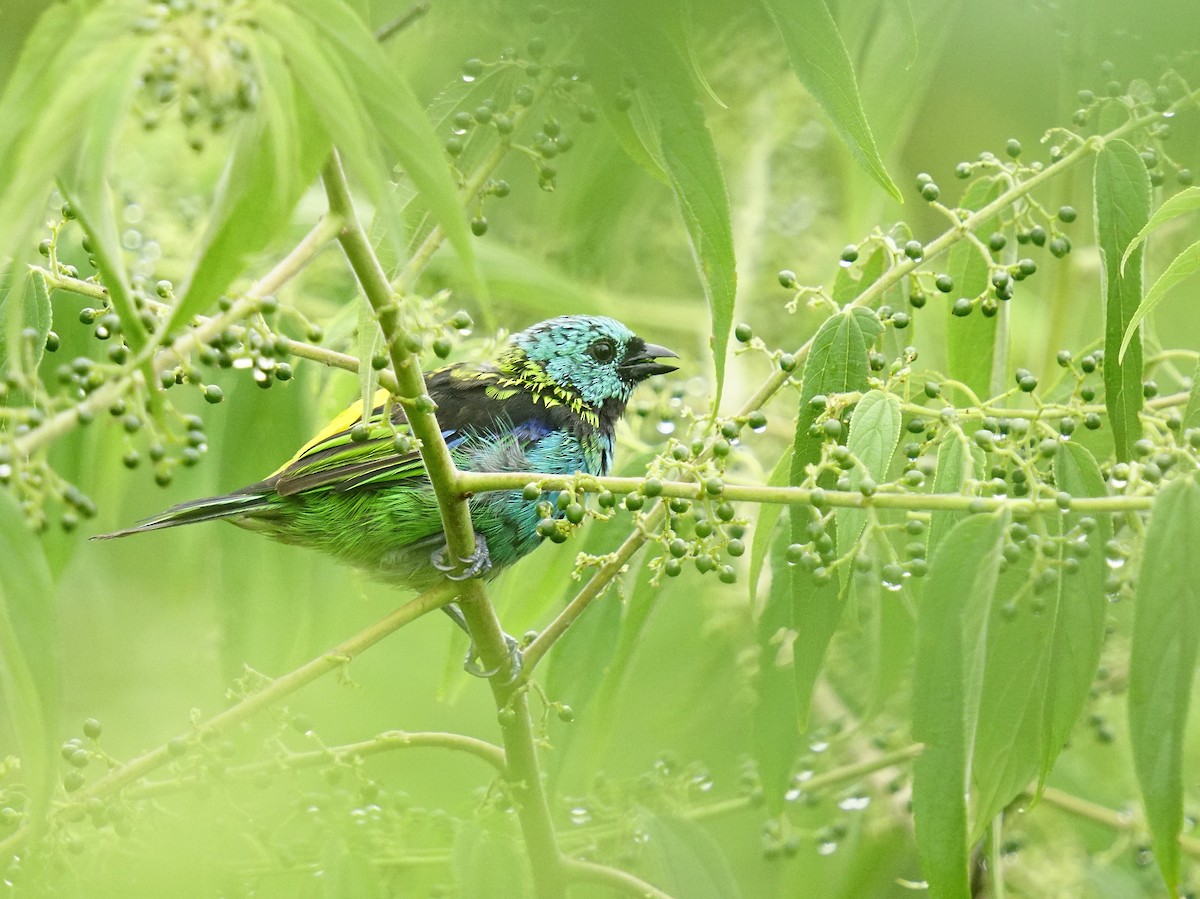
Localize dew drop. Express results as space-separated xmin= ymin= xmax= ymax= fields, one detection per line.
xmin=570 ymin=806 xmax=591 ymax=825
xmin=817 ymin=841 xmax=838 ymax=856
xmin=837 ymin=795 xmax=871 ymax=812
xmin=656 ymin=420 xmax=676 ymax=435
xmin=233 ymin=356 xmax=253 ymax=369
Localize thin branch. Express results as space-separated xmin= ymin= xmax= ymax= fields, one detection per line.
xmin=13 ymin=215 xmax=342 ymax=458
xmin=374 ymin=0 xmax=431 ymax=43
xmin=0 ymin=582 xmax=456 ymax=859
xmin=562 ymin=858 xmax=675 ymax=899
xmin=128 ymin=729 xmax=506 ymax=799
xmin=1038 ymin=787 xmax=1200 ymax=859
xmin=457 ymin=470 xmax=1155 ymax=515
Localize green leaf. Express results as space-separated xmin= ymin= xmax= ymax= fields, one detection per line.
xmin=284 ymin=0 xmax=480 ymax=294
xmin=0 ymin=490 xmax=58 ymax=839
xmin=1183 ymin=360 xmax=1200 ymax=433
xmin=639 ymin=809 xmax=743 ymax=899
xmin=946 ymin=177 xmax=1004 ymax=399
xmin=912 ymin=512 xmax=1007 ymax=899
xmin=1120 ymin=238 xmax=1200 ymax=362
xmin=926 ymin=430 xmax=984 ymax=555
xmin=761 ymin=0 xmax=901 ymax=201
xmin=971 ymin=444 xmax=1109 ymax=831
xmin=789 ymin=307 xmax=883 ymax=728
xmin=0 ymin=6 xmax=144 ymax=270
xmin=453 ymin=821 xmax=529 ymax=898
xmin=0 ymin=269 xmax=52 ymax=375
xmin=749 ymin=445 xmax=793 ymax=606
xmin=753 ymin=512 xmax=800 ymax=813
xmin=57 ymin=49 xmax=149 ymax=352
xmin=613 ymin=27 xmax=736 ymax=406
xmin=1120 ymin=185 xmax=1200 ymax=273
xmin=837 ymin=389 xmax=901 ymax=555
xmin=1094 ymin=138 xmax=1151 ymax=460
xmin=1128 ymin=473 xmax=1200 ymax=895
xmin=173 ymin=32 xmax=330 ymax=329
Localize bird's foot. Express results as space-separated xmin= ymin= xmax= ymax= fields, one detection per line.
xmin=463 ymin=631 xmax=523 ymax=684
xmin=431 ymin=534 xmax=492 ymax=581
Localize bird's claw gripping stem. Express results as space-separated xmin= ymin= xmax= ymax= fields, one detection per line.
xmin=463 ymin=632 xmax=523 ymax=683
xmin=431 ymin=534 xmax=492 ymax=581
xmin=441 ymin=602 xmax=523 ymax=684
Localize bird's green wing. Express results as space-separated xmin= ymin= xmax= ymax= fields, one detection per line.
xmin=267 ymin=388 xmax=431 ymax=496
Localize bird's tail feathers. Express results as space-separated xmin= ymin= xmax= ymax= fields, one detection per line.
xmin=92 ymin=492 xmax=270 ymax=539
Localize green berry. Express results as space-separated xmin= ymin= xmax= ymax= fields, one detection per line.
xmin=778 ymin=269 xmax=797 ymax=288
xmin=1057 ymin=206 xmax=1077 ymax=223
xmin=952 ymin=297 xmax=972 ymax=317
xmin=734 ymin=323 xmax=753 ymax=343
xmin=934 ymin=274 xmax=954 ymax=293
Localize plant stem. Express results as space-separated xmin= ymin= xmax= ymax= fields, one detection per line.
xmin=127 ymin=729 xmax=506 ymax=799
xmin=321 ymin=152 xmax=567 ymax=898
xmin=457 ymin=470 xmax=1154 ymax=514
xmin=561 ymin=858 xmax=675 ymax=899
xmin=0 ymin=582 xmax=455 ymax=860
xmin=1039 ymin=786 xmax=1200 ymax=859
xmin=374 ymin=0 xmax=430 ymax=43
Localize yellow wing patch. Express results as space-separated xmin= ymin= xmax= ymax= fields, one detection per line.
xmin=270 ymin=387 xmax=392 ymax=477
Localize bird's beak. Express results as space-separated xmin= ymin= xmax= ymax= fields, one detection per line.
xmin=620 ymin=342 xmax=679 ymax=380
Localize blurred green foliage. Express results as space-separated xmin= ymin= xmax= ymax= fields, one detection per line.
xmin=2 ymin=0 xmax=1200 ymax=896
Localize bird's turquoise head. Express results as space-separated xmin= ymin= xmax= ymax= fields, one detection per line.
xmin=501 ymin=315 xmax=678 ymax=410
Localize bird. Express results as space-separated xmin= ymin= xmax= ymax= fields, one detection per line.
xmin=96 ymin=315 xmax=678 ymax=678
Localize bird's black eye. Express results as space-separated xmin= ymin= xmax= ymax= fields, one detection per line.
xmin=587 ymin=338 xmax=617 ymax=363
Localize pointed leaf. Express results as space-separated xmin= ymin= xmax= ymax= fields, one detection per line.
xmin=837 ymin=389 xmax=901 ymax=555
xmin=761 ymin=0 xmax=901 ymax=201
xmin=1119 ymin=238 xmax=1200 ymax=361
xmin=1128 ymin=473 xmax=1200 ymax=894
xmin=453 ymin=820 xmax=529 ymax=898
xmin=927 ymin=430 xmax=983 ymax=554
xmin=57 ymin=50 xmax=148 ymax=351
xmin=0 ymin=490 xmax=58 ymax=838
xmin=284 ymin=0 xmax=480 ymax=293
xmin=753 ymin=513 xmax=800 ymax=813
xmin=615 ymin=28 xmax=736 ymax=405
xmin=912 ymin=512 xmax=1007 ymax=899
xmin=1183 ymin=360 xmax=1200 ymax=433
xmin=1094 ymin=138 xmax=1151 ymax=460
xmin=0 ymin=269 xmax=52 ymax=375
xmin=789 ymin=307 xmax=883 ymax=728
xmin=946 ymin=177 xmax=1004 ymax=399
xmin=173 ymin=33 xmax=330 ymax=328
xmin=1120 ymin=185 xmax=1200 ymax=273
xmin=971 ymin=445 xmax=1108 ymax=831
xmin=749 ymin=445 xmax=793 ymax=606
xmin=639 ymin=809 xmax=743 ymax=899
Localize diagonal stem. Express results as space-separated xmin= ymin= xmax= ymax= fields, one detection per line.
xmin=320 ymin=151 xmax=567 ymax=899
